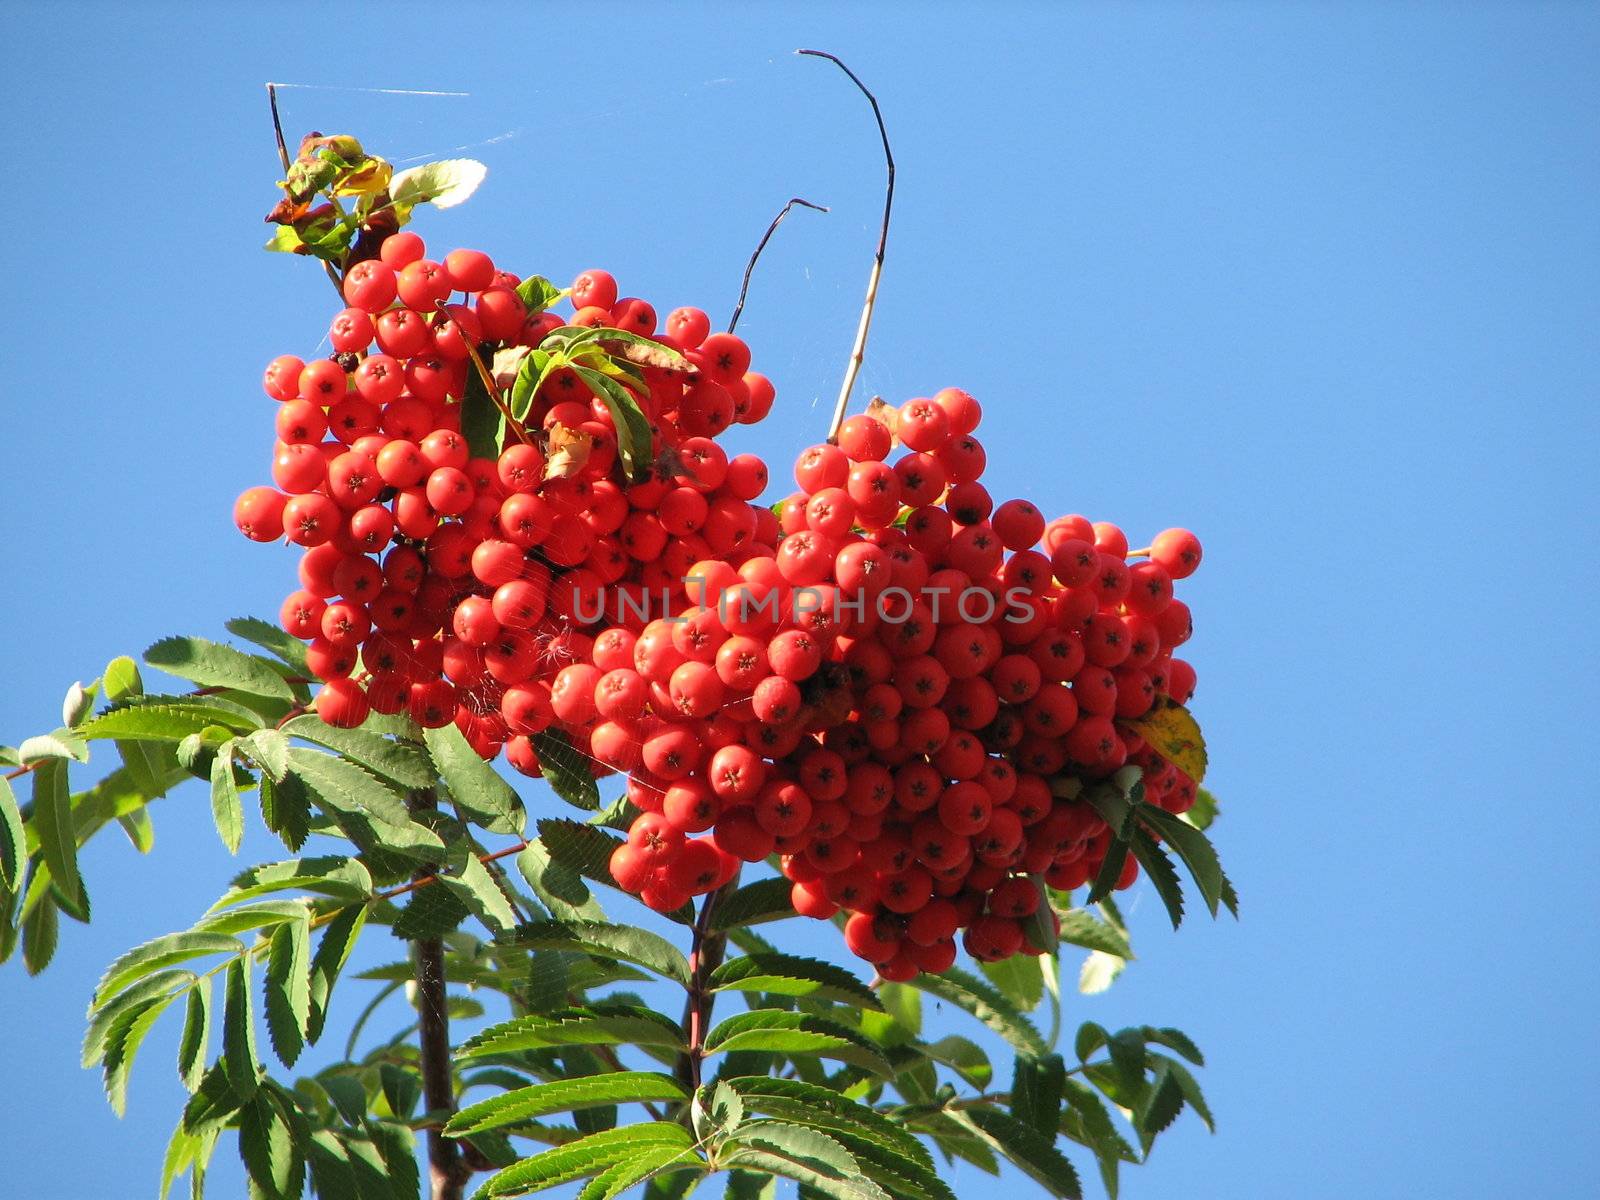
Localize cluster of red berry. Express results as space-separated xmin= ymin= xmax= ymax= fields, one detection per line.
xmin=234 ymin=233 xmax=1204 ymax=976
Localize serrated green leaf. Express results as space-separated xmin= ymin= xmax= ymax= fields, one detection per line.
xmin=703 ymin=1011 xmax=892 ymax=1077
xmin=178 ymin=974 xmax=212 ymax=1091
xmin=728 ymin=1076 xmax=937 ymax=1175
xmin=723 ymin=1171 xmax=777 ymax=1200
xmin=726 ymin=1122 xmax=888 ymax=1200
xmin=530 ymin=729 xmax=599 ymax=811
xmin=238 ymin=1092 xmax=298 ymax=1199
xmin=709 ymin=954 xmax=882 ymax=1009
xmin=94 ymin=931 xmax=243 ymax=1009
xmin=510 ymin=920 xmax=690 ymax=986
xmin=225 ymin=618 xmax=311 ymax=676
xmin=117 ymin=804 xmax=156 ymax=853
xmin=285 ymin=747 xmax=418 ymax=828
xmin=217 ymin=856 xmax=373 ymax=908
xmin=223 ymin=954 xmax=260 ymax=1099
xmin=1056 ymin=909 xmax=1133 ymax=958
xmin=103 ymin=991 xmax=178 ymax=1115
xmin=31 ymin=757 xmax=86 ymax=917
xmin=393 ymin=880 xmax=470 ymax=940
xmin=280 ymin=715 xmax=433 ymax=788
xmin=910 ymin=967 xmax=1046 ymax=1056
xmin=22 ymin=888 xmax=58 ymax=974
xmin=515 ymin=275 xmax=564 ymax=313
xmin=308 ymin=903 xmax=367 ymax=1045
xmin=194 ymin=898 xmax=313 ymax=938
xmin=920 ymin=1034 xmax=993 ymax=1088
xmin=425 ymin=723 xmax=523 ymax=834
xmin=146 ymin=636 xmax=295 ymax=702
xmin=447 ymin=1072 xmax=688 ymax=1136
xmin=578 ymin=1145 xmax=700 ymax=1200
xmin=241 ymin=729 xmax=290 ymax=781
xmin=0 ymin=775 xmax=23 ymax=890
xmin=1137 ymin=803 xmax=1235 ymax=918
xmin=264 ymin=912 xmax=312 ymax=1067
xmin=84 ymin=968 xmax=192 ymax=1067
xmin=707 ymin=877 xmax=793 ymax=931
xmin=1149 ymin=1052 xmax=1213 ymax=1131
xmin=390 ymin=158 xmax=486 ymax=209
xmin=1012 ymin=1053 xmax=1067 ymax=1137
xmin=518 ymin=836 xmax=606 ymax=924
xmin=962 ymin=1107 xmax=1082 ymax=1199
xmin=80 ymin=703 xmax=255 ymax=742
xmin=570 ymin=364 xmax=655 ymax=482
xmin=460 ymin=1005 xmax=687 ymax=1057
xmin=981 ymin=952 xmax=1044 ymax=1014
xmin=209 ymin=742 xmax=245 ymax=854
xmin=1128 ymin=827 xmax=1184 ymax=930
xmin=473 ymin=1122 xmax=693 ymax=1199
xmin=1134 ymin=1061 xmax=1185 ymax=1151
xmin=441 ymin=853 xmax=518 ymax=935
xmin=19 ymin=730 xmax=90 ymax=763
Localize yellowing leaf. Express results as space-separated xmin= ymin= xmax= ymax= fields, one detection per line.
xmin=1124 ymin=703 xmax=1207 ymax=784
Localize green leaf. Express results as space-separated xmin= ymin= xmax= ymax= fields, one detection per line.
xmin=1078 ymin=951 xmax=1127 ymax=996
xmin=218 ymin=856 xmax=373 ymax=908
xmin=570 ymin=364 xmax=655 ymax=482
xmin=1149 ymin=1052 xmax=1213 ymax=1131
xmin=425 ymin=723 xmax=523 ymax=834
xmin=962 ymin=1107 xmax=1082 ymax=1199
xmin=177 ymin=974 xmax=212 ymax=1091
xmin=283 ymin=715 xmax=434 ymax=789
xmin=62 ymin=680 xmax=96 ymax=726
xmin=1011 ymin=1053 xmax=1067 ymax=1136
xmin=1084 ymin=834 xmax=1130 ymax=906
xmin=307 ymin=903 xmax=367 ymax=1045
xmin=390 ymin=158 xmax=487 ymax=209
xmin=223 ymin=954 xmax=261 ymax=1099
xmin=0 ymin=775 xmax=23 ymax=890
xmin=1056 ymin=909 xmax=1133 ymax=958
xmin=727 ymin=1076 xmax=938 ymax=1175
xmin=84 ymin=968 xmax=191 ymax=1067
xmin=703 ymin=1011 xmax=893 ymax=1077
xmin=530 ymin=730 xmax=599 ymax=810
xmin=1137 ymin=803 xmax=1236 ymax=918
xmin=1133 ymin=1061 xmax=1185 ymax=1151
xmin=877 ymin=980 xmax=922 ymax=1036
xmin=909 ymin=967 xmax=1047 ymax=1056
xmin=94 ymin=931 xmax=243 ymax=1009
xmin=723 ymin=1171 xmax=777 ymax=1200
xmin=1128 ymin=827 xmax=1185 ymax=930
xmin=515 ymin=275 xmax=565 ymax=313
xmin=460 ymin=1005 xmax=688 ymax=1057
xmin=578 ymin=1146 xmax=701 ymax=1200
xmin=145 ymin=636 xmax=294 ymax=702
xmin=709 ymin=954 xmax=882 ymax=1009
xmin=103 ymin=991 xmax=179 ymax=1115
xmin=707 ymin=877 xmax=794 ymax=931
xmin=210 ymin=742 xmax=245 ymax=854
xmin=518 ymin=835 xmax=607 ymax=924
xmin=19 ymin=730 xmax=90 ymax=763
xmin=285 ymin=747 xmax=420 ymax=829
xmin=31 ymin=757 xmax=86 ymax=917
xmin=510 ymin=920 xmax=691 ymax=986
xmin=473 ymin=1123 xmax=693 ymax=1199
xmin=80 ymin=702 xmax=256 ymax=742
xmin=21 ymin=888 xmax=57 ymax=974
xmin=238 ymin=1092 xmax=298 ymax=1200
xmin=725 ymin=1123 xmax=888 ymax=1200
xmin=264 ymin=911 xmax=312 ymax=1066
xmin=446 ymin=1072 xmax=688 ymax=1136
xmin=981 ymin=952 xmax=1044 ymax=1014
xmin=920 ymin=1034 xmax=993 ymax=1088
xmin=225 ymin=618 xmax=311 ymax=676
xmin=117 ymin=805 xmax=156 ymax=853
xmin=440 ymin=853 xmax=519 ymax=935
xmin=535 ymin=818 xmax=624 ymax=886
xmin=103 ymin=654 xmax=144 ymax=701
xmin=240 ymin=729 xmax=291 ymax=781
xmin=392 ymin=881 xmax=470 ymax=940
xmin=1021 ymin=876 xmax=1059 ymax=956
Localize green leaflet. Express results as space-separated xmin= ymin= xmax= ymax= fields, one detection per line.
xmin=284 ymin=716 xmax=434 ymax=790
xmin=961 ymin=1107 xmax=1082 ymax=1200
xmin=707 ymin=877 xmax=793 ymax=931
xmin=577 ymin=1146 xmax=701 ymax=1200
xmin=224 ymin=618 xmax=312 ymax=676
xmin=215 ymin=856 xmax=373 ymax=908
xmin=425 ymin=723 xmax=523 ymax=834
xmin=210 ymin=742 xmax=245 ymax=854
xmin=708 ymin=954 xmax=882 ymax=1009
xmin=79 ymin=702 xmax=257 ymax=742
xmin=31 ymin=757 xmax=85 ymax=918
xmin=726 ymin=1076 xmax=937 ymax=1174
xmin=263 ymin=911 xmax=312 ymax=1066
xmin=94 ymin=931 xmax=243 ymax=1009
xmin=909 ymin=967 xmax=1047 ymax=1057
xmin=103 ymin=990 xmax=179 ymax=1115
xmin=510 ymin=920 xmax=691 ymax=986
xmin=703 ymin=1011 xmax=892 ymax=1078
xmin=284 ymin=747 xmax=420 ymax=830
xmin=1056 ymin=909 xmax=1134 ymax=958
xmin=530 ymin=729 xmax=599 ymax=810
xmin=0 ymin=776 xmax=22 ymax=890
xmin=83 ymin=968 xmax=192 ymax=1067
xmin=1127 ymin=827 xmax=1185 ymax=930
xmin=445 ymin=1072 xmax=688 ymax=1136
xmin=145 ymin=636 xmax=295 ymax=702
xmin=1137 ymin=803 xmax=1237 ymax=918
xmin=459 ymin=1005 xmax=688 ymax=1057
xmin=472 ymin=1122 xmax=693 ymax=1199
xmin=223 ymin=954 xmax=261 ymax=1099
xmin=440 ymin=853 xmax=519 ymax=934
xmin=177 ymin=974 xmax=212 ymax=1091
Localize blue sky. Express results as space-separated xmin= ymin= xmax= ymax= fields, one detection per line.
xmin=2 ymin=2 xmax=1597 ymax=1198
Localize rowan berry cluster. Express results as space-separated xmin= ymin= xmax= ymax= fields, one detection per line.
xmin=235 ymin=231 xmax=1205 ymax=976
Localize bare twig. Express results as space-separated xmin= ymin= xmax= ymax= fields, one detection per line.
xmin=797 ymin=50 xmax=895 ymax=443
xmin=727 ymin=197 xmax=829 ymax=334
xmin=266 ymin=82 xmax=346 ymax=296
xmin=674 ymin=875 xmax=740 ymax=1095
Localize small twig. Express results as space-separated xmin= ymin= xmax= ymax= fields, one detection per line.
xmin=2 ymin=760 xmax=40 ymax=782
xmin=797 ymin=50 xmax=895 ymax=444
xmin=266 ymin=81 xmax=347 ymax=296
xmin=374 ymin=838 xmax=530 ymax=905
xmin=674 ymin=875 xmax=740 ymax=1096
xmin=727 ymin=197 xmax=829 ymax=334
